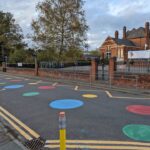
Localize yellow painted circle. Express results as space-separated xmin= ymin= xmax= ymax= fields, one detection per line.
xmin=82 ymin=94 xmax=98 ymax=99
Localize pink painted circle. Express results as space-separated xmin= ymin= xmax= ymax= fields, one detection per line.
xmin=127 ymin=105 xmax=150 ymax=115
xmin=10 ymin=80 xmax=22 ymax=82
xmin=38 ymin=86 xmax=55 ymax=90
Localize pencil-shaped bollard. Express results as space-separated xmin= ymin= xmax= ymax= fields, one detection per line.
xmin=59 ymin=112 xmax=66 ymax=150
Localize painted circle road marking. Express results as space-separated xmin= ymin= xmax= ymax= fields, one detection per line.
xmin=82 ymin=94 xmax=98 ymax=99
xmin=49 ymin=99 xmax=84 ymax=109
xmin=38 ymin=86 xmax=55 ymax=90
xmin=123 ymin=124 xmax=150 ymax=142
xmin=5 ymin=78 xmax=12 ymax=79
xmin=10 ymin=80 xmax=22 ymax=82
xmin=23 ymin=92 xmax=40 ymax=97
xmin=28 ymin=83 xmax=38 ymax=85
xmin=4 ymin=85 xmax=24 ymax=89
xmin=0 ymin=82 xmax=6 ymax=85
xmin=127 ymin=105 xmax=150 ymax=115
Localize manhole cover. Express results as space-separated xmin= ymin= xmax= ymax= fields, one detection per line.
xmin=24 ymin=138 xmax=45 ymax=150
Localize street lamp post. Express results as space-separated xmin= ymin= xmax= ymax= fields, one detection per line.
xmin=32 ymin=51 xmax=38 ymax=76
xmin=1 ymin=44 xmax=6 ymax=72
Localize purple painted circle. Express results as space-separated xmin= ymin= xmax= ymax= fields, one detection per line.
xmin=38 ymin=86 xmax=55 ymax=90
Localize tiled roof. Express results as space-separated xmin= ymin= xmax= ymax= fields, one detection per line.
xmin=112 ymin=38 xmax=135 ymax=46
xmin=126 ymin=27 xmax=145 ymax=38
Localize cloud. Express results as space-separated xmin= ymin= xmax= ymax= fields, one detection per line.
xmin=85 ymin=0 xmax=150 ymax=49
xmin=0 ymin=0 xmax=150 ymax=50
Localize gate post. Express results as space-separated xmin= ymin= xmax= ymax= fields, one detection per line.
xmin=109 ymin=57 xmax=116 ymax=82
xmin=90 ymin=58 xmax=98 ymax=81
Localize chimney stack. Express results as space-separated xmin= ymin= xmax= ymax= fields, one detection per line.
xmin=115 ymin=30 xmax=119 ymax=39
xmin=145 ymin=22 xmax=149 ymax=49
xmin=123 ymin=26 xmax=127 ymax=39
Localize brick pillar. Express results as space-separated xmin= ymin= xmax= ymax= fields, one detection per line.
xmin=109 ymin=57 xmax=116 ymax=80
xmin=90 ymin=59 xmax=98 ymax=81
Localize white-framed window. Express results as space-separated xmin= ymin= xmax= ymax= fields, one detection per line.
xmin=106 ymin=52 xmax=111 ymax=58
xmin=105 ymin=46 xmax=111 ymax=58
xmin=117 ymin=48 xmax=124 ymax=58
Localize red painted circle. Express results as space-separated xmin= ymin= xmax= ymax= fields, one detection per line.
xmin=127 ymin=105 xmax=150 ymax=115
xmin=10 ymin=80 xmax=22 ymax=82
xmin=38 ymin=86 xmax=55 ymax=90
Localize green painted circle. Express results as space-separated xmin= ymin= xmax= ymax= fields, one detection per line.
xmin=23 ymin=92 xmax=40 ymax=97
xmin=123 ymin=124 xmax=150 ymax=142
xmin=0 ymin=82 xmax=6 ymax=85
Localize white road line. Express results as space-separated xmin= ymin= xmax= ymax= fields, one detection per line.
xmin=24 ymin=79 xmax=29 ymax=81
xmin=45 ymin=144 xmax=150 ymax=150
xmin=105 ymin=91 xmax=150 ymax=100
xmin=0 ymin=88 xmax=6 ymax=92
xmin=78 ymin=89 xmax=102 ymax=92
xmin=105 ymin=91 xmax=113 ymax=97
xmin=0 ymin=74 xmax=23 ymax=79
xmin=36 ymin=80 xmax=42 ymax=83
xmin=5 ymin=78 xmax=12 ymax=80
xmin=74 ymin=86 xmax=79 ymax=91
xmin=45 ymin=140 xmax=150 ymax=146
xmin=52 ymin=82 xmax=58 ymax=86
xmin=57 ymin=84 xmax=72 ymax=87
xmin=113 ymin=96 xmax=150 ymax=100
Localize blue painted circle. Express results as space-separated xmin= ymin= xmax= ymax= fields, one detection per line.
xmin=4 ymin=85 xmax=24 ymax=89
xmin=49 ymin=99 xmax=84 ymax=109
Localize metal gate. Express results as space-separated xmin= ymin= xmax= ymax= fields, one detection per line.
xmin=97 ymin=62 xmax=109 ymax=82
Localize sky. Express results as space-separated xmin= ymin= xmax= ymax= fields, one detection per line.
xmin=0 ymin=0 xmax=150 ymax=50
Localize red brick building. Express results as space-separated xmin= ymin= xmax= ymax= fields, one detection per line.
xmin=100 ymin=22 xmax=150 ymax=61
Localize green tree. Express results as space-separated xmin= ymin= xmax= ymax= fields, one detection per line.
xmin=37 ymin=49 xmax=58 ymax=62
xmin=0 ymin=11 xmax=25 ymax=60
xmin=65 ymin=47 xmax=83 ymax=61
xmin=31 ymin=0 xmax=88 ymax=61
xmin=9 ymin=49 xmax=27 ymax=63
xmin=90 ymin=49 xmax=101 ymax=57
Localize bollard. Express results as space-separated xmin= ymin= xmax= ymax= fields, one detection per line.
xmin=59 ymin=112 xmax=66 ymax=150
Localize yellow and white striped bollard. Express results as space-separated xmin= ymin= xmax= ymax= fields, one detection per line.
xmin=59 ymin=112 xmax=66 ymax=150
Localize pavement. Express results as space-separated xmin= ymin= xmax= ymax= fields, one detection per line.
xmin=0 ymin=72 xmax=150 ymax=150
xmin=0 ymin=122 xmax=27 ymax=150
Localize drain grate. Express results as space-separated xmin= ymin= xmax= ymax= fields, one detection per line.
xmin=24 ymin=138 xmax=45 ymax=150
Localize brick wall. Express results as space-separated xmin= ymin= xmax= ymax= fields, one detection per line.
xmin=6 ymin=67 xmax=90 ymax=82
xmin=113 ymin=73 xmax=150 ymax=89
xmin=109 ymin=58 xmax=150 ymax=89
xmin=7 ymin=68 xmax=35 ymax=76
xmin=38 ymin=69 xmax=90 ymax=81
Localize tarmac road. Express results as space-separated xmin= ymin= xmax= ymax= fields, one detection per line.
xmin=0 ymin=73 xmax=150 ymax=149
